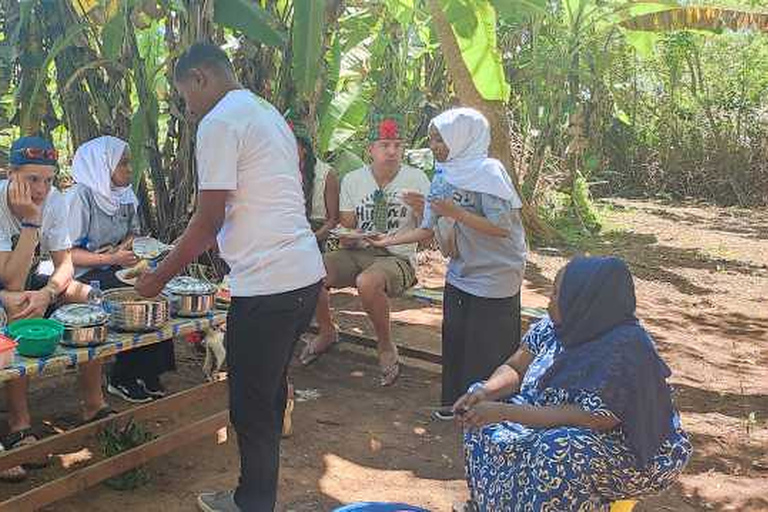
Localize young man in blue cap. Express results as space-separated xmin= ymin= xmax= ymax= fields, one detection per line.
xmin=0 ymin=136 xmax=108 ymax=481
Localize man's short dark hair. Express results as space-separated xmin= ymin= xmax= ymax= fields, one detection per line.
xmin=174 ymin=42 xmax=235 ymax=82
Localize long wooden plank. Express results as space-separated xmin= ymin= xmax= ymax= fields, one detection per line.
xmin=0 ymin=378 xmax=228 ymax=472
xmin=338 ymin=330 xmax=443 ymax=365
xmin=0 ymin=410 xmax=230 ymax=512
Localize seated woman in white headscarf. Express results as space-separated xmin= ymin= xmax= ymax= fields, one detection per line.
xmin=67 ymin=136 xmax=174 ymax=404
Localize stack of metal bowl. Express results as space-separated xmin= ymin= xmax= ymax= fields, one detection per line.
xmin=103 ymin=288 xmax=170 ymax=332
xmin=51 ymin=304 xmax=110 ymax=347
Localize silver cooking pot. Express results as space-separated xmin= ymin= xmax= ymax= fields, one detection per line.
xmin=103 ymin=288 xmax=170 ymax=332
xmin=163 ymin=276 xmax=217 ymax=317
xmin=51 ymin=304 xmax=110 ymax=347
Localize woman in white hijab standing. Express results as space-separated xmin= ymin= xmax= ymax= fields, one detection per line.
xmin=371 ymin=108 xmax=527 ymax=419
xmin=67 ymin=135 xmax=173 ymax=404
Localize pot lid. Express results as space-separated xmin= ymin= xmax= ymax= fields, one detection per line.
xmin=164 ymin=276 xmax=217 ymax=296
xmin=50 ymin=304 xmax=109 ymax=327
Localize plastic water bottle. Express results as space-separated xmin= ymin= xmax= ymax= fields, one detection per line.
xmin=87 ymin=280 xmax=103 ymax=307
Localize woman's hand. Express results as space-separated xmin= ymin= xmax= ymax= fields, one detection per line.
xmin=110 ymin=249 xmax=140 ymax=268
xmin=452 ymin=386 xmax=489 ymax=416
xmin=459 ymin=402 xmax=510 ymax=429
xmin=430 ymin=198 xmax=464 ymax=220
xmin=400 ymin=190 xmax=425 ymax=215
xmin=8 ymin=179 xmax=42 ymax=224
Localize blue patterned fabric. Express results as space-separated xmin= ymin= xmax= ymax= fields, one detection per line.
xmin=542 ymin=256 xmax=675 ymax=465
xmin=464 ymin=318 xmax=692 ymax=511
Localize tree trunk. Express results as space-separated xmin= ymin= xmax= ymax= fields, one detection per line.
xmin=427 ymin=0 xmax=551 ymax=239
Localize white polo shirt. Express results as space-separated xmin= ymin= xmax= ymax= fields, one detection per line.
xmin=195 ymin=90 xmax=325 ymax=297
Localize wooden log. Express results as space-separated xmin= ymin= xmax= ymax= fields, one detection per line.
xmin=0 ymin=410 xmax=230 ymax=512
xmin=0 ymin=378 xmax=228 ymax=472
xmin=337 ymin=330 xmax=443 ymax=365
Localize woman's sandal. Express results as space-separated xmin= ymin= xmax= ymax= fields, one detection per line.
xmin=298 ymin=331 xmax=338 ymax=366
xmin=82 ymin=406 xmax=117 ymax=425
xmin=2 ymin=428 xmax=49 ymax=469
xmin=379 ymin=360 xmax=401 ymax=387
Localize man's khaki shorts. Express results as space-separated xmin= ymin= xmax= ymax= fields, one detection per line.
xmin=324 ymin=248 xmax=416 ymax=297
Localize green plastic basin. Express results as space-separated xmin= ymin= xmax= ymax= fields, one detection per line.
xmin=7 ymin=319 xmax=65 ymax=358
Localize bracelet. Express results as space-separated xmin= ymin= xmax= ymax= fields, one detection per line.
xmin=468 ymin=382 xmax=487 ymax=395
xmin=43 ymin=286 xmax=58 ymax=302
xmin=21 ymin=221 xmax=42 ymax=229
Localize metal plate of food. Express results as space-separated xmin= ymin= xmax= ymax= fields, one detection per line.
xmin=329 ymin=227 xmax=378 ymax=239
xmin=132 ymin=236 xmax=173 ymax=260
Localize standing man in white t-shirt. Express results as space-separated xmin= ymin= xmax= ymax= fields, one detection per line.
xmin=299 ymin=113 xmax=430 ymax=387
xmin=135 ymin=43 xmax=325 ymax=512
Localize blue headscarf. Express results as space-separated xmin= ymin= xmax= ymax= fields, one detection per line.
xmin=539 ymin=256 xmax=674 ymax=466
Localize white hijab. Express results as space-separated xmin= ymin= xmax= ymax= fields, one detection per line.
xmin=431 ymin=107 xmax=521 ymax=207
xmin=71 ymin=136 xmax=137 ymax=216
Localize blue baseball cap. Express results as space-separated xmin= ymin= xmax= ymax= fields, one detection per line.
xmin=9 ymin=136 xmax=59 ymax=167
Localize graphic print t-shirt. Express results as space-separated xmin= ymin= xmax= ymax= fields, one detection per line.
xmin=339 ymin=165 xmax=430 ymax=263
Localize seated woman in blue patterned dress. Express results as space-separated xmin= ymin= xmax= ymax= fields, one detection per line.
xmin=452 ymin=256 xmax=692 ymax=511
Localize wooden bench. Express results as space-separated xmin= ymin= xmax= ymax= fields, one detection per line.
xmin=0 ymin=313 xmax=229 ymax=511
xmin=404 ymin=286 xmax=548 ymax=321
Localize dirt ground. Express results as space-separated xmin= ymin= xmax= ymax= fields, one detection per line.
xmin=1 ymin=198 xmax=767 ymax=511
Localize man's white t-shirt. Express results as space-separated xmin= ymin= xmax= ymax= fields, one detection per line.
xmin=196 ymin=89 xmax=325 ymax=297
xmin=0 ymin=180 xmax=71 ymax=254
xmin=340 ymin=165 xmax=430 ymax=263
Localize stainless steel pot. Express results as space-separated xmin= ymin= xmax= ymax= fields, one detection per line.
xmin=165 ymin=292 xmax=215 ymax=317
xmin=163 ymin=276 xmax=217 ymax=317
xmin=51 ymin=304 xmax=110 ymax=346
xmin=103 ymin=288 xmax=170 ymax=332
xmin=61 ymin=322 xmax=109 ymax=347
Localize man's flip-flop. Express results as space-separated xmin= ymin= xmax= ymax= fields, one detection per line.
xmin=299 ymin=333 xmax=338 ymax=366
xmin=379 ymin=360 xmax=400 ymax=387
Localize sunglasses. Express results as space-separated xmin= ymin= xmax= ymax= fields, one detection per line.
xmin=13 ymin=147 xmax=59 ymax=161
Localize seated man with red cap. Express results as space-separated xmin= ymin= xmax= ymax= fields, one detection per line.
xmin=299 ymin=113 xmax=430 ymax=386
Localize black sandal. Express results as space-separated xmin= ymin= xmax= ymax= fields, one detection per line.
xmin=82 ymin=406 xmax=117 ymax=425
xmin=2 ymin=428 xmax=49 ymax=469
